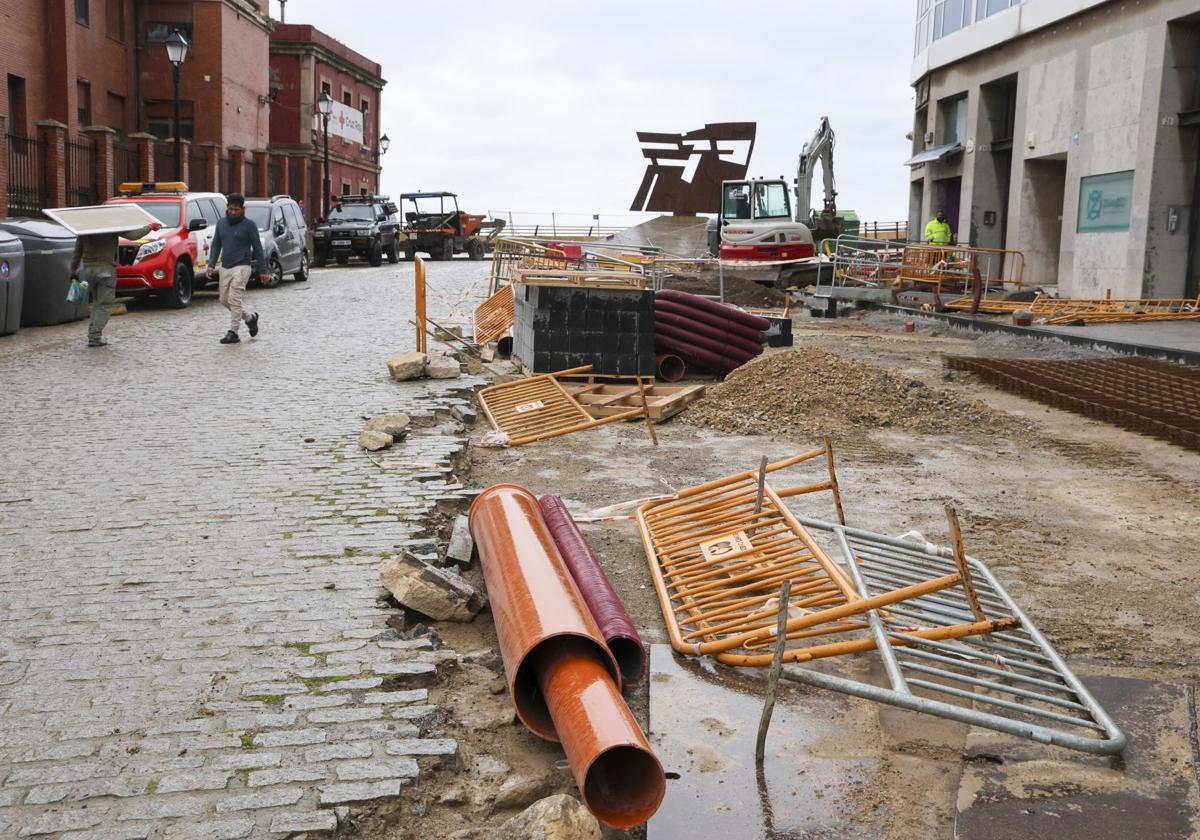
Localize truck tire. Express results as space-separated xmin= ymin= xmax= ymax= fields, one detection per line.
xmin=441 ymin=239 xmax=454 ymax=261
xmin=386 ymin=239 xmax=399 ymax=264
xmin=404 ymin=242 xmax=417 ymax=261
xmin=368 ymin=240 xmax=383 ymax=267
xmin=162 ymin=260 xmax=193 ymax=309
xmin=312 ymin=249 xmax=327 ymax=268
xmin=467 ymin=240 xmax=484 ymax=261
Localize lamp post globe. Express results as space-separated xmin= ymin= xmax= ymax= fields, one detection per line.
xmin=317 ymin=91 xmax=333 ymax=219
xmin=379 ymin=134 xmax=390 ymax=155
xmin=165 ymin=29 xmax=189 ymax=182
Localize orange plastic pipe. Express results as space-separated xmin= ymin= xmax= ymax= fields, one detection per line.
xmin=469 ymin=484 xmax=666 ymax=827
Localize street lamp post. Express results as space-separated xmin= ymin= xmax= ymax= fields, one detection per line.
xmin=377 ymin=134 xmax=389 ymax=194
xmin=164 ymin=29 xmax=190 ymax=182
xmin=316 ymin=91 xmax=333 ymax=218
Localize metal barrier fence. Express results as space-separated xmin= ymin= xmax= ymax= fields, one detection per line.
xmin=856 ymin=221 xmax=908 ymax=242
xmin=6 ymin=132 xmax=47 ymax=217
xmin=245 ymin=158 xmax=260 ymax=195
xmin=191 ymin=146 xmax=212 ymax=192
xmin=65 ymin=136 xmax=98 ymax=207
xmin=814 ymin=236 xmax=1025 ymax=297
xmin=267 ymin=160 xmax=282 ymax=196
xmin=220 ymin=158 xmax=235 ymax=193
xmin=114 ymin=139 xmax=140 ymax=186
xmin=153 ymin=142 xmax=176 ymax=182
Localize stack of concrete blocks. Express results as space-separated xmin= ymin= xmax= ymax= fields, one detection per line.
xmin=512 ymin=286 xmax=655 ymax=377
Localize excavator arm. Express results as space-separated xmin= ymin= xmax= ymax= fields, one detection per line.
xmin=795 ymin=116 xmax=837 ymax=224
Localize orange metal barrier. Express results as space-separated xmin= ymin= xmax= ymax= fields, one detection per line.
xmin=476 ymin=365 xmax=646 ymax=446
xmin=414 ymin=256 xmax=427 ymax=353
xmin=899 ymin=244 xmax=1025 ymax=294
xmin=470 ymin=485 xmax=665 ymax=827
xmin=472 ymin=283 xmax=515 ymax=345
xmin=943 ymin=292 xmax=1200 ymax=324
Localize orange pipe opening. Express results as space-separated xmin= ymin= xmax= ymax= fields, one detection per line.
xmin=469 ymin=484 xmax=666 ymax=827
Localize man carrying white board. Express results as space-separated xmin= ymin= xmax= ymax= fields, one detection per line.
xmin=70 ymin=220 xmax=160 ymax=347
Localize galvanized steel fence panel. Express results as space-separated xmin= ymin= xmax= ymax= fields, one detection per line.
xmin=6 ymin=133 xmax=48 ymax=217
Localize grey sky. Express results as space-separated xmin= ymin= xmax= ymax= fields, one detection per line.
xmin=273 ymin=1 xmax=916 ymax=226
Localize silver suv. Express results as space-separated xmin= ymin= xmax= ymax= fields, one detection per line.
xmin=244 ymin=196 xmax=310 ymax=287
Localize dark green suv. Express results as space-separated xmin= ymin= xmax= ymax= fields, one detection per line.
xmin=312 ymin=194 xmax=401 ymax=267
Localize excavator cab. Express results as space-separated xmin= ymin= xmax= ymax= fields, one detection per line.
xmin=717 ymin=177 xmax=813 ymax=263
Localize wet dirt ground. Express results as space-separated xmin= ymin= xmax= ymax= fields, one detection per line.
xmin=358 ymin=311 xmax=1200 ymax=839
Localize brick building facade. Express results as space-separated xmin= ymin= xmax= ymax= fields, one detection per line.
xmin=268 ymin=24 xmax=386 ymax=220
xmin=0 ymin=1 xmax=385 ymax=225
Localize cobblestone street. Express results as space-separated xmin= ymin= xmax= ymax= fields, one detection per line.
xmin=0 ymin=260 xmax=488 ymax=838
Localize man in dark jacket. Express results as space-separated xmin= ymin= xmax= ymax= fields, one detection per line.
xmin=206 ymin=193 xmax=266 ymax=344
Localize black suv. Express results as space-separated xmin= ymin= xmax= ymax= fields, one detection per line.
xmin=312 ymin=194 xmax=401 ymax=267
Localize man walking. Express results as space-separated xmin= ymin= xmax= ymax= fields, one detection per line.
xmin=206 ymin=194 xmax=266 ymax=344
xmin=924 ymin=209 xmax=953 ymax=245
xmin=71 ymin=220 xmax=158 ymax=347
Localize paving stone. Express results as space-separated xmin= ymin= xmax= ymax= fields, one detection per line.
xmin=209 ymin=752 xmax=282 ymax=771
xmin=155 ymin=770 xmax=233 ymax=794
xmin=269 ymin=810 xmax=339 ymax=833
xmin=283 ymin=693 xmax=350 ymax=711
xmin=305 ymin=742 xmax=373 ymax=763
xmin=362 ymin=689 xmax=428 ymax=705
xmin=247 ymin=765 xmax=328 ymax=787
xmin=318 ymin=677 xmax=381 ymax=691
xmin=318 ymin=779 xmax=403 ymax=805
xmin=333 ymin=757 xmax=419 ymax=781
xmin=214 ymin=786 xmax=304 ymax=813
xmin=117 ymin=795 xmax=208 ymax=819
xmin=384 ymin=738 xmax=458 ymax=757
xmin=17 ymin=808 xmax=107 ymax=836
xmin=307 ymin=707 xmax=383 ymax=724
xmin=251 ymin=728 xmax=327 ymax=748
xmin=161 ymin=819 xmax=256 ymax=840
xmin=372 ymin=662 xmax=438 ymax=685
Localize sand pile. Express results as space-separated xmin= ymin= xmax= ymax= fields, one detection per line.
xmin=680 ymin=346 xmax=1014 ymax=436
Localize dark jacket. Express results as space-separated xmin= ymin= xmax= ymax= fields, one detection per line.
xmin=210 ymin=215 xmax=265 ymax=270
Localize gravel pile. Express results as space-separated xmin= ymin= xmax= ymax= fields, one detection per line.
xmin=679 ymin=346 xmax=1015 ymax=436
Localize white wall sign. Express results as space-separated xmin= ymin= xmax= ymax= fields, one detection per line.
xmin=312 ymin=100 xmax=364 ymax=145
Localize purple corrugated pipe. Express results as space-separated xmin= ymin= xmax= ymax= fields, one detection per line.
xmin=654 ymin=333 xmax=740 ymax=375
xmin=654 ymin=298 xmax=769 ymax=345
xmin=538 ymin=494 xmax=647 ymax=688
xmin=655 ymin=321 xmax=757 ymax=365
xmin=654 ymin=310 xmax=764 ymax=358
xmin=656 ymin=289 xmax=772 ymax=331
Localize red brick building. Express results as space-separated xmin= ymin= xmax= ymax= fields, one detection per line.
xmin=0 ymin=1 xmax=384 ymax=223
xmin=268 ymin=24 xmax=386 ymax=220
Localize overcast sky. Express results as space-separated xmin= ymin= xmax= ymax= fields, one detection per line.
xmin=272 ymin=1 xmax=917 ymax=227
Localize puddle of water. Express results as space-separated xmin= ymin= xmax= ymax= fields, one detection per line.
xmin=647 ymin=645 xmax=881 ymax=839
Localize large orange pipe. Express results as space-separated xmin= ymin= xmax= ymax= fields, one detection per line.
xmin=469 ymin=484 xmax=666 ymax=827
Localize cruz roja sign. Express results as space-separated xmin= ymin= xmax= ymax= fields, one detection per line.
xmin=312 ymin=100 xmax=365 ymax=145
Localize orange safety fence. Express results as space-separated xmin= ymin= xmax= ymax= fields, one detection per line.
xmin=472 ymin=283 xmax=515 ymax=345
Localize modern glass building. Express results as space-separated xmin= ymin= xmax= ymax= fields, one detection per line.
xmin=907 ymin=0 xmax=1200 ymax=299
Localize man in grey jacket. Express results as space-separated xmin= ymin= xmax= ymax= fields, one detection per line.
xmin=71 ymin=220 xmax=159 ymax=347
xmin=206 ymin=193 xmax=267 ymax=344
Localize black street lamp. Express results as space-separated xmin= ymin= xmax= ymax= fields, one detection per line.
xmin=377 ymin=134 xmax=389 ymax=194
xmin=164 ymin=29 xmax=189 ymax=182
xmin=317 ymin=91 xmax=333 ymax=219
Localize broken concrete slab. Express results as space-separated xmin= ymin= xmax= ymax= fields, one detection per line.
xmin=444 ymin=515 xmax=474 ymax=569
xmin=425 ymin=354 xmax=462 ymax=380
xmin=365 ymin=413 xmax=412 ymax=438
xmin=954 ymin=675 xmax=1196 ymax=840
xmin=358 ymin=429 xmax=394 ymax=451
xmin=379 ymin=553 xmax=484 ymax=622
xmin=388 ymin=352 xmax=427 ymax=382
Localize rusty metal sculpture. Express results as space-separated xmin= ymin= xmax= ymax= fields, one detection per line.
xmin=630 ymin=122 xmax=756 ymax=214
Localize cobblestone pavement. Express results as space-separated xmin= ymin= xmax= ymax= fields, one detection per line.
xmin=0 ymin=260 xmax=491 ymax=838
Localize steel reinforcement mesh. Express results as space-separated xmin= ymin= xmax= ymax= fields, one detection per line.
xmin=945 ymin=356 xmax=1200 ymax=452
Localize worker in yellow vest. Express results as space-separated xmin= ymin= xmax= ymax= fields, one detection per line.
xmin=924 ymin=210 xmax=953 ymax=245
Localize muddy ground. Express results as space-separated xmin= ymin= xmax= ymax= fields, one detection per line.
xmin=355 ymin=310 xmax=1199 ymax=839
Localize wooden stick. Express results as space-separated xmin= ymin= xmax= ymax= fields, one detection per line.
xmin=756 ymin=578 xmax=792 ymax=764
xmin=636 ymin=376 xmax=658 ymax=446
xmin=945 ymin=504 xmax=986 ymax=621
xmin=754 ymin=455 xmax=768 ymax=514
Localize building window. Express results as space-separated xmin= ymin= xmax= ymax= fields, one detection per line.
xmin=342 ymin=90 xmax=352 ymax=107
xmin=917 ymin=0 xmax=1021 ymax=51
xmin=937 ymin=94 xmax=968 ymax=145
xmin=1077 ymin=171 xmax=1134 ymax=233
xmin=146 ymin=21 xmax=193 ymax=44
xmin=76 ymin=0 xmax=89 ymax=25
xmin=145 ymin=99 xmax=194 ymax=141
xmin=7 ymin=75 xmax=28 ymax=135
xmin=107 ymin=92 xmax=126 ymax=135
xmin=106 ymin=0 xmax=125 ymax=40
xmin=320 ymin=80 xmax=331 ymax=95
xmin=341 ymin=181 xmax=351 ymax=195
xmin=77 ymin=80 xmax=92 ymax=128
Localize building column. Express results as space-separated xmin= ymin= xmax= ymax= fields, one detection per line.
xmin=297 ymin=155 xmax=312 ymax=222
xmin=130 ymin=132 xmax=157 ymax=182
xmin=0 ymin=114 xmax=9 ymax=219
xmin=35 ymin=120 xmax=68 ymax=208
xmin=84 ymin=125 xmax=117 ymax=202
xmin=229 ymin=146 xmax=246 ymax=194
xmin=44 ymin=0 xmax=77 ymax=128
xmin=254 ymin=149 xmax=269 ymax=196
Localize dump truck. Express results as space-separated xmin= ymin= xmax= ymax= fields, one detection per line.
xmin=399 ymin=191 xmax=506 ymax=261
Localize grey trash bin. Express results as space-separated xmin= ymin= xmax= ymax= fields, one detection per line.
xmin=0 ymin=229 xmax=23 ymax=336
xmin=0 ymin=219 xmax=85 ymax=327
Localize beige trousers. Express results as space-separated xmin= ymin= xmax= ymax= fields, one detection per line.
xmin=218 ymin=265 xmax=254 ymax=332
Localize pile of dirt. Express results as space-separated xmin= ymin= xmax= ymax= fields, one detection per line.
xmin=679 ymin=345 xmax=1019 ymax=436
xmin=664 ymin=268 xmax=787 ymax=309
